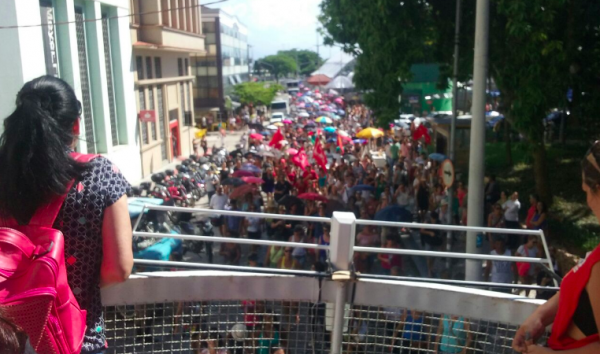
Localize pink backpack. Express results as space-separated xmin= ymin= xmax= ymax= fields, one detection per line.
xmin=0 ymin=153 xmax=96 ymax=354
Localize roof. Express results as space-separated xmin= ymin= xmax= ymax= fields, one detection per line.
xmin=409 ymin=64 xmax=441 ymax=83
xmin=311 ymin=55 xmax=355 ymax=79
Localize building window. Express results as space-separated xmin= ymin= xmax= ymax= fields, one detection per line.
xmin=148 ymin=86 xmax=157 ymax=140
xmin=75 ymin=7 xmax=96 ymax=153
xmin=177 ymin=58 xmax=183 ymax=76
xmin=102 ymin=15 xmax=120 ymax=146
xmin=157 ymin=86 xmax=168 ymax=160
xmin=154 ymin=57 xmax=162 ymax=79
xmin=180 ymin=81 xmax=186 ymax=112
xmin=139 ymin=89 xmax=148 ymax=144
xmin=146 ymin=57 xmax=153 ymax=79
xmin=184 ymin=58 xmax=189 ymax=76
xmin=136 ymin=56 xmax=144 ymax=80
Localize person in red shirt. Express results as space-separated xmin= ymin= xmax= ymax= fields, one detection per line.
xmin=525 ymin=194 xmax=539 ymax=229
xmin=378 ymin=234 xmax=402 ymax=276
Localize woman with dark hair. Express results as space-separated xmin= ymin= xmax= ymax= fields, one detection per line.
xmin=0 ymin=309 xmax=36 ymax=354
xmin=0 ymin=76 xmax=133 ymax=354
xmin=513 ymin=141 xmax=600 ymax=353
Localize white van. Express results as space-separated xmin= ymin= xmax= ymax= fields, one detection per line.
xmin=271 ymin=99 xmax=290 ymax=116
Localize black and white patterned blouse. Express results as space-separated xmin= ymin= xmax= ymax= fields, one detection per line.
xmin=54 ymin=156 xmax=130 ymax=353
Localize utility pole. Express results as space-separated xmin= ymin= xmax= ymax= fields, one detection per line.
xmin=316 ymin=29 xmax=320 ymax=66
xmin=447 ymin=0 xmax=462 ymax=268
xmin=466 ymin=0 xmax=490 ymax=281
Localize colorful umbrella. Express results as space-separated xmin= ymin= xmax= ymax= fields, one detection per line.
xmin=356 ymin=127 xmax=384 ymax=139
xmin=298 ymin=193 xmax=329 ymax=202
xmin=324 ymin=126 xmax=337 ymax=133
xmin=287 ymin=148 xmax=298 ymax=156
xmin=232 ymin=170 xmax=255 ymax=178
xmin=242 ymin=176 xmax=264 ymax=184
xmin=241 ymin=163 xmax=261 ymax=174
xmin=249 ymin=133 xmax=264 ymax=141
xmin=315 ymin=117 xmax=332 ymax=124
xmin=229 ymin=184 xmax=255 ymax=200
xmin=282 ymin=119 xmax=293 ymax=124
xmin=429 ymin=153 xmax=447 ymax=162
xmin=221 ymin=178 xmax=245 ymax=187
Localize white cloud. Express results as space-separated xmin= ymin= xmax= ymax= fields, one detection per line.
xmin=210 ymin=0 xmax=347 ymax=60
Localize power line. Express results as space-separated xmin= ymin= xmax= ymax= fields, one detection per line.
xmin=0 ymin=0 xmax=228 ymax=30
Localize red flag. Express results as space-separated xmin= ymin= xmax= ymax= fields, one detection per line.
xmin=313 ymin=139 xmax=328 ymax=172
xmin=337 ymin=134 xmax=345 ymax=154
xmin=412 ymin=124 xmax=431 ymax=145
xmin=291 ymin=148 xmax=309 ymax=171
xmin=269 ymin=128 xmax=284 ymax=147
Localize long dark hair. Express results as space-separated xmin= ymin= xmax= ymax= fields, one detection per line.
xmin=0 ymin=308 xmax=27 ymax=354
xmin=0 ymin=76 xmax=88 ymax=224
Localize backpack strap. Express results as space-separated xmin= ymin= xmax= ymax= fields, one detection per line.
xmin=28 ymin=152 xmax=99 ymax=227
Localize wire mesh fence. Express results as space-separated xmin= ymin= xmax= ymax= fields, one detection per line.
xmin=104 ymin=300 xmax=545 ymax=354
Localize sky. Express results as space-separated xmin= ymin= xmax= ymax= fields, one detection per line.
xmin=209 ymin=0 xmax=353 ymax=63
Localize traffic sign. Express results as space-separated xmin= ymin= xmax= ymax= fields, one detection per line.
xmin=441 ymin=159 xmax=455 ymax=188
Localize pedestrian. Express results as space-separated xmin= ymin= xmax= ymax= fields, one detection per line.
xmin=420 ymin=212 xmax=444 ymax=278
xmin=0 ymin=76 xmax=133 ymax=353
xmin=209 ymin=185 xmax=229 ymax=236
xmin=245 ymin=204 xmax=262 ymax=254
xmin=390 ymin=310 xmax=427 ymax=354
xmin=529 ymin=200 xmax=548 ymax=233
xmin=289 ymin=225 xmax=307 ymax=268
xmin=484 ymin=237 xmax=515 ymax=293
xmin=503 ymin=191 xmax=521 ymax=249
xmin=205 ymin=168 xmax=219 ymax=202
xmin=515 ymin=235 xmax=539 ymax=296
xmin=487 ymin=203 xmax=506 ymax=244
xmin=433 ymin=315 xmax=472 ymax=354
xmin=377 ymin=233 xmax=402 ymax=276
xmin=525 ymin=194 xmax=540 ymax=229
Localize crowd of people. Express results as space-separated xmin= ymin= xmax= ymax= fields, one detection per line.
xmin=203 ymin=86 xmax=558 ymax=295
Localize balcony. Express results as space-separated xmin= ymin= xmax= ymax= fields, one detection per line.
xmin=105 ymin=205 xmax=556 ymax=353
xmin=136 ymin=26 xmax=205 ymax=53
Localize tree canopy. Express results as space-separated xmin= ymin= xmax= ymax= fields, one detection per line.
xmin=256 ymin=54 xmax=297 ymax=82
xmin=319 ymin=0 xmax=600 ymax=202
xmin=278 ymin=49 xmax=324 ymax=76
xmin=232 ymin=82 xmax=284 ymax=106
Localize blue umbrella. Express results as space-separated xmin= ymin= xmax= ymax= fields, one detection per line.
xmin=241 ymin=163 xmax=261 ymax=174
xmin=374 ymin=205 xmax=413 ymax=222
xmin=324 ymin=126 xmax=337 ymax=133
xmin=350 ymin=185 xmax=375 ymax=194
xmin=326 ymin=137 xmax=336 ymax=143
xmin=353 ymin=139 xmax=367 ymax=144
xmin=428 ymin=153 xmax=447 ymax=162
xmin=338 ymin=110 xmax=345 ymax=116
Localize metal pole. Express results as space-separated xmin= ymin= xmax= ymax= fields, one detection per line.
xmin=465 ymin=0 xmax=490 ymax=281
xmin=447 ymin=0 xmax=462 ymax=268
xmin=329 ymin=212 xmax=356 ymax=354
xmin=331 ymin=282 xmax=347 ymax=354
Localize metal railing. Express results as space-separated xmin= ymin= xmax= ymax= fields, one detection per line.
xmin=102 ymin=271 xmax=547 ymax=354
xmin=126 ymin=205 xmax=557 ymax=354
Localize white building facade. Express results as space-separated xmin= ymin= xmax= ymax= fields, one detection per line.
xmin=0 ymin=0 xmax=141 ymax=182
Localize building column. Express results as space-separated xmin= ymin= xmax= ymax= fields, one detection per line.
xmin=54 ymin=0 xmax=87 ymax=152
xmin=83 ymin=1 xmax=112 ymax=153
xmin=0 ymin=0 xmax=46 ymax=132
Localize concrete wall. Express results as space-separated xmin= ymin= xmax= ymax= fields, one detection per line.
xmin=0 ymin=0 xmax=142 ymax=182
xmin=0 ymin=0 xmax=47 ymax=133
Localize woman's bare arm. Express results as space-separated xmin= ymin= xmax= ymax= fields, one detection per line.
xmin=100 ymin=195 xmax=133 ymax=287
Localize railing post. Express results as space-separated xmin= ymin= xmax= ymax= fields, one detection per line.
xmin=329 ymin=212 xmax=356 ymax=354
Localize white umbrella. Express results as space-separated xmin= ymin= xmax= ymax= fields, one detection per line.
xmin=325 ymin=76 xmax=354 ymax=90
xmin=298 ymin=112 xmax=310 ymax=118
xmin=266 ymin=125 xmax=278 ymax=130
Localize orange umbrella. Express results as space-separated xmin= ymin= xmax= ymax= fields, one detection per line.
xmin=307 ymin=74 xmax=331 ymax=86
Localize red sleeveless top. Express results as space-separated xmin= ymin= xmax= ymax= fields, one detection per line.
xmin=548 ymin=246 xmax=600 ymax=350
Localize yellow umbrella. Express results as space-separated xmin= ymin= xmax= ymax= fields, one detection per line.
xmin=356 ymin=127 xmax=384 ymax=139
xmin=274 ymin=122 xmax=284 ymax=127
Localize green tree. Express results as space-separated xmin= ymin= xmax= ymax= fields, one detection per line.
xmin=319 ymin=0 xmax=436 ymax=125
xmin=232 ymin=82 xmax=284 ymax=106
xmin=256 ymin=54 xmax=297 ymax=82
xmin=278 ymin=49 xmax=324 ymax=76
xmin=320 ymin=0 xmax=600 ymax=202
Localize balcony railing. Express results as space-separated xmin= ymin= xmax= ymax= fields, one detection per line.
xmin=109 ymin=205 xmax=557 ymax=354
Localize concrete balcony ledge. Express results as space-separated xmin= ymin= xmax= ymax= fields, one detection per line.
xmin=137 ymin=25 xmax=206 ymax=53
